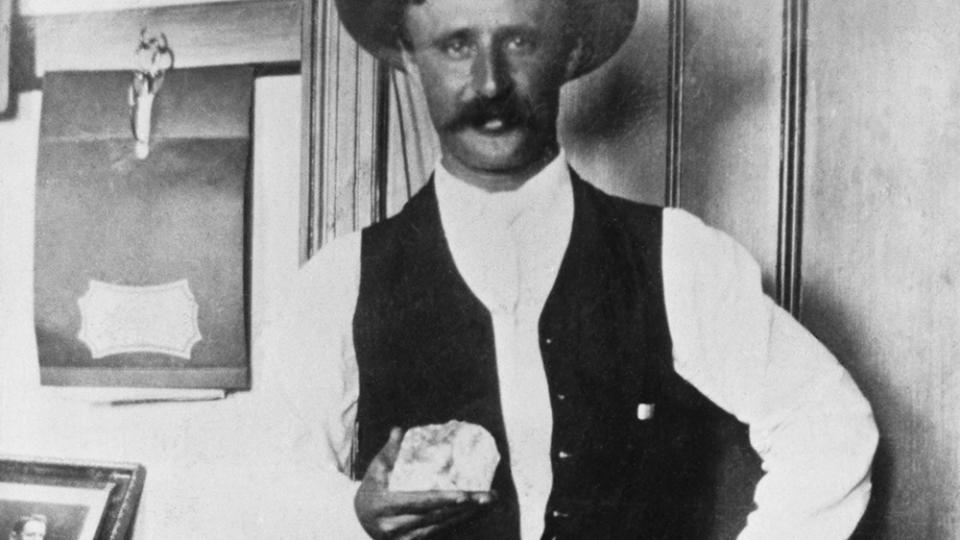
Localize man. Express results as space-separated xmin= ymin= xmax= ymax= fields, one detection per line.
xmin=8 ymin=515 xmax=46 ymax=540
xmin=292 ymin=0 xmax=878 ymax=538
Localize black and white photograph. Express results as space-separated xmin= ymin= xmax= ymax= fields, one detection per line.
xmin=0 ymin=0 xmax=958 ymax=538
xmin=0 ymin=482 xmax=113 ymax=540
xmin=0 ymin=458 xmax=144 ymax=540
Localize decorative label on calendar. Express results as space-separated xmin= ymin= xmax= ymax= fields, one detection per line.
xmin=77 ymin=279 xmax=202 ymax=360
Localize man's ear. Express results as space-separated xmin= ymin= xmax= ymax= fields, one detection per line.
xmin=400 ymin=45 xmax=413 ymax=70
xmin=564 ymin=36 xmax=586 ymax=80
xmin=399 ymin=47 xmax=429 ymax=96
xmin=400 ymin=47 xmax=421 ymax=80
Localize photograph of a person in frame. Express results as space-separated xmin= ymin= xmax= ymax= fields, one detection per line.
xmin=0 ymin=506 xmax=84 ymax=540
xmin=0 ymin=483 xmax=106 ymax=540
xmin=7 ymin=514 xmax=46 ymax=540
xmin=0 ymin=505 xmax=86 ymax=540
xmin=293 ymin=0 xmax=880 ymax=538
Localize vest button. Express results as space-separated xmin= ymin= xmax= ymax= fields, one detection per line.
xmin=551 ymin=509 xmax=570 ymax=518
xmin=558 ymin=450 xmax=572 ymax=460
xmin=544 ymin=337 xmax=553 ymax=345
xmin=557 ymin=393 xmax=566 ymax=401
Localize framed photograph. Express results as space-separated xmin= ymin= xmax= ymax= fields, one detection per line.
xmin=0 ymin=0 xmax=9 ymax=115
xmin=0 ymin=482 xmax=112 ymax=540
xmin=0 ymin=457 xmax=145 ymax=540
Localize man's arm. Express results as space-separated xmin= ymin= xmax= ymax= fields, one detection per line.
xmin=282 ymin=232 xmax=368 ymax=539
xmin=285 ymin=233 xmax=493 ymax=539
xmin=662 ymin=209 xmax=878 ymax=540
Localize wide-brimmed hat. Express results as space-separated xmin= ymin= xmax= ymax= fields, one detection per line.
xmin=334 ymin=0 xmax=638 ymax=80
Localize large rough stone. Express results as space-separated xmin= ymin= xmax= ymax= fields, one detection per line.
xmin=389 ymin=420 xmax=500 ymax=492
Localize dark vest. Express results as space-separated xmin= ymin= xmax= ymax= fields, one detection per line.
xmin=353 ymin=172 xmax=738 ymax=539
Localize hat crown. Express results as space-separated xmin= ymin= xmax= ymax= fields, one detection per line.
xmin=334 ymin=0 xmax=638 ymax=80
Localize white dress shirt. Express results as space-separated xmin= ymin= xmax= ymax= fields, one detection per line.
xmin=282 ymin=153 xmax=878 ymax=539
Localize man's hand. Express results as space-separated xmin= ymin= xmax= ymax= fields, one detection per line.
xmin=354 ymin=427 xmax=496 ymax=540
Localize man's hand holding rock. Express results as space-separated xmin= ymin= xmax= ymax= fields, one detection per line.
xmin=354 ymin=427 xmax=495 ymax=539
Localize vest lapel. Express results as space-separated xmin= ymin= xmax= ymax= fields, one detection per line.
xmin=394 ymin=181 xmax=500 ymax=397
xmin=540 ymin=169 xmax=627 ymax=335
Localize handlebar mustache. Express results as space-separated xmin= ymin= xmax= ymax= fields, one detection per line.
xmin=443 ymin=94 xmax=537 ymax=131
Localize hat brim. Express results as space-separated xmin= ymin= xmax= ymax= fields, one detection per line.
xmin=334 ymin=0 xmax=638 ymax=80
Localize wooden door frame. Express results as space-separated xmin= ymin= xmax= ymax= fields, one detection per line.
xmin=665 ymin=0 xmax=808 ymax=315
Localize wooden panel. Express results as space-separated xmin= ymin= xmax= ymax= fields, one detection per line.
xmin=803 ymin=2 xmax=960 ymax=538
xmin=776 ymin=0 xmax=807 ymax=314
xmin=0 ymin=0 xmax=9 ymax=114
xmin=678 ymin=0 xmax=783 ymax=289
xmin=664 ymin=0 xmax=684 ymax=208
xmin=26 ymin=0 xmax=300 ymax=75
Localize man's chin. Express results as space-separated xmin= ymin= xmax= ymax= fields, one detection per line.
xmin=448 ymin=129 xmax=546 ymax=175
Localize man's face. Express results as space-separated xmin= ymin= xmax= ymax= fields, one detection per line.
xmin=402 ymin=0 xmax=575 ymax=183
xmin=14 ymin=520 xmax=45 ymax=540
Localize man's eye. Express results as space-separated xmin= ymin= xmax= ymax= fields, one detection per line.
xmin=506 ymin=35 xmax=536 ymax=52
xmin=442 ymin=39 xmax=471 ymax=58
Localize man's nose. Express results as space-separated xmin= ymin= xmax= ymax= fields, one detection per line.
xmin=471 ymin=46 xmax=510 ymax=98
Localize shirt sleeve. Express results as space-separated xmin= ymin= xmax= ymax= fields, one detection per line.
xmin=662 ymin=208 xmax=878 ymax=540
xmin=279 ymin=231 xmax=367 ymax=539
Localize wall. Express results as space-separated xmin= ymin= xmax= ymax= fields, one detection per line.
xmin=672 ymin=2 xmax=960 ymax=535
xmin=679 ymin=0 xmax=783 ymax=290
xmin=802 ymin=2 xmax=960 ymax=538
xmin=0 ymin=75 xmax=335 ymax=539
xmin=559 ymin=0 xmax=668 ymax=205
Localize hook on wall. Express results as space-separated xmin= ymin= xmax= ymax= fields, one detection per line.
xmin=129 ymin=29 xmax=174 ymax=159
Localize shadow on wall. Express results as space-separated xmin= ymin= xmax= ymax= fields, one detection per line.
xmin=562 ymin=28 xmax=665 ymax=144
xmin=802 ymin=281 xmax=939 ymax=540
xmin=682 ymin=6 xmax=782 ymax=294
xmin=559 ymin=1 xmax=668 ymax=204
xmin=561 ymin=2 xmax=779 ymax=287
xmin=563 ymin=6 xmax=774 ymax=539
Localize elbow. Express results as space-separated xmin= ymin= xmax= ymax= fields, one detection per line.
xmin=840 ymin=374 xmax=880 ymax=486
xmin=862 ymin=407 xmax=880 ymax=485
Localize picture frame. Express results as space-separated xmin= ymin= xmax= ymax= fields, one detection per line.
xmin=1 ymin=0 xmax=10 ymax=115
xmin=0 ymin=457 xmax=145 ymax=540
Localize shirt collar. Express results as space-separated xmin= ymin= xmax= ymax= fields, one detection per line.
xmin=433 ymin=151 xmax=571 ymax=228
